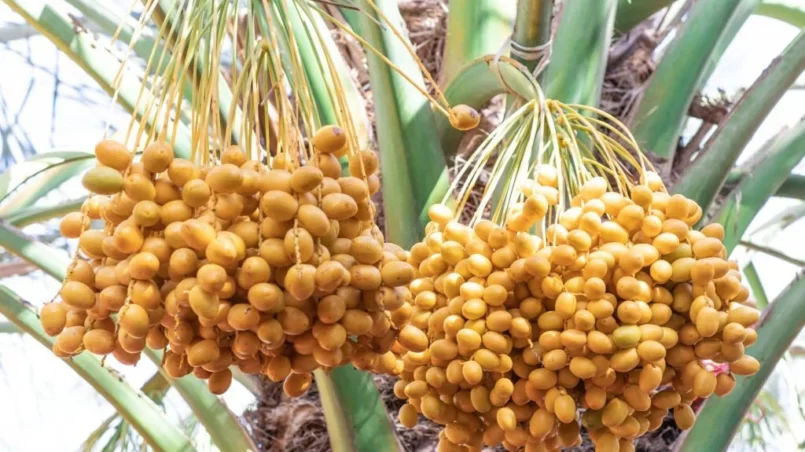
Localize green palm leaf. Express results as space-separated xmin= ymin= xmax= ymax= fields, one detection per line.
xmin=442 ymin=0 xmax=515 ymax=84
xmin=544 ymin=0 xmax=617 ymax=106
xmin=714 ymin=118 xmax=805 ymax=252
xmin=631 ymin=0 xmax=760 ymax=163
xmin=673 ymin=29 xmax=805 ymax=213
xmin=758 ymin=0 xmax=805 ymax=28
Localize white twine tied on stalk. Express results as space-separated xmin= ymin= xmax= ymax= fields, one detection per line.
xmin=508 ymin=37 xmax=553 ymax=79
xmin=487 ymin=35 xmax=552 ymax=104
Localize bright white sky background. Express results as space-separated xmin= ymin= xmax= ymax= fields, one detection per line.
xmin=0 ymin=2 xmax=804 ymax=451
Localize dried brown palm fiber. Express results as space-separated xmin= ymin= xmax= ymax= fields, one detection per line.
xmin=244 ymin=375 xmax=445 ymax=452
xmin=398 ymin=0 xmax=447 ymax=87
xmin=601 ymin=22 xmax=658 ymax=125
xmin=243 ymin=380 xmax=330 ymax=452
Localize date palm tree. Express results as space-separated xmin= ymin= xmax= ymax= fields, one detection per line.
xmin=1 ymin=0 xmax=805 ymax=450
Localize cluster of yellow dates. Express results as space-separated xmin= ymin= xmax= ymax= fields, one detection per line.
xmin=45 ymin=125 xmax=416 ymax=396
xmin=390 ymin=169 xmax=760 ymax=452
xmin=44 ymin=107 xmax=761 ymax=451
